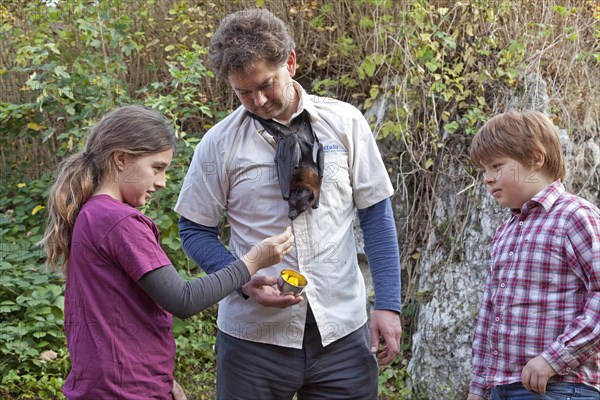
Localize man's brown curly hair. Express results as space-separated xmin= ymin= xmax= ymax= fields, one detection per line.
xmin=209 ymin=9 xmax=295 ymax=79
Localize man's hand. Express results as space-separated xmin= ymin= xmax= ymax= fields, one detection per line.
xmin=171 ymin=380 xmax=187 ymax=400
xmin=521 ymin=355 xmax=557 ymax=394
xmin=241 ymin=275 xmax=304 ymax=308
xmin=369 ymin=309 xmax=402 ymax=365
xmin=467 ymin=394 xmax=485 ymax=400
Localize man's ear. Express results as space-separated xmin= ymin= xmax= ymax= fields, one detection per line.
xmin=286 ymin=50 xmax=297 ymax=77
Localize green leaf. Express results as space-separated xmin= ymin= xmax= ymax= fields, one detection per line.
xmin=359 ymin=57 xmax=376 ymax=78
xmin=444 ymin=121 xmax=459 ymax=134
xmin=46 ymin=43 xmax=61 ymax=55
xmin=425 ymin=60 xmax=439 ymax=72
xmin=58 ymin=86 xmax=74 ymax=99
xmin=359 ymin=17 xmax=375 ymax=29
xmin=54 ymin=65 xmax=71 ymax=79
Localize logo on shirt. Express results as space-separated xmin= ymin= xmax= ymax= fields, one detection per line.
xmin=322 ymin=143 xmax=348 ymax=154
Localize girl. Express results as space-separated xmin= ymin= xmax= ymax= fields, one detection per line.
xmin=39 ymin=105 xmax=294 ymax=399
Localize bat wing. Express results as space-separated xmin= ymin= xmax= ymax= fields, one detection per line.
xmin=310 ymin=141 xmax=324 ymax=209
xmin=275 ymin=134 xmax=301 ymax=200
xmin=313 ymin=141 xmax=324 ymax=178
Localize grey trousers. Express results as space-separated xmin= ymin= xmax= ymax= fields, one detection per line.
xmin=215 ymin=322 xmax=379 ymax=400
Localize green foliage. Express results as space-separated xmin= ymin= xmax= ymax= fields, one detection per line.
xmin=378 ymin=362 xmax=413 ymax=399
xmin=141 ymin=44 xmax=215 ymax=135
xmin=0 ymin=172 xmax=69 ymax=398
xmin=171 ymin=309 xmax=219 ymax=399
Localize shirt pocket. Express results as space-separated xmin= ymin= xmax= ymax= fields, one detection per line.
xmin=528 ymin=242 xmax=564 ymax=265
xmin=517 ymin=242 xmax=566 ymax=289
xmin=319 ymin=154 xmax=352 ymax=208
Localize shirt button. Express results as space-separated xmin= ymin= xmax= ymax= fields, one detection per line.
xmin=500 ymin=282 xmax=506 ymax=288
xmin=495 ymin=316 xmax=500 ymax=322
xmin=519 ymin=221 xmax=524 ymax=226
xmin=509 ymin=251 xmax=514 ymax=257
xmin=566 ymin=367 xmax=572 ymax=372
xmin=493 ymin=350 xmax=499 ymax=355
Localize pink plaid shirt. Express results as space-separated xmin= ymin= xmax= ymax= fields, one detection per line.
xmin=470 ymin=181 xmax=600 ymax=397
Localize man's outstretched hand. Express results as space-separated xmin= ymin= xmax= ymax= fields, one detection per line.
xmin=241 ymin=275 xmax=304 ymax=308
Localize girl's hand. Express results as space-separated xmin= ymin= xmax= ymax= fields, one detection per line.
xmin=171 ymin=380 xmax=187 ymax=400
xmin=241 ymin=227 xmax=294 ymax=275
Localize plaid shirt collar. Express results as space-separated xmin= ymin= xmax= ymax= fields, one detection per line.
xmin=510 ymin=180 xmax=565 ymax=219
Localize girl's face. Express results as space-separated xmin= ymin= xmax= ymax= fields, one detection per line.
xmin=118 ymin=149 xmax=173 ymax=208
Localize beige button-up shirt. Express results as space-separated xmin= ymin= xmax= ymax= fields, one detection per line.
xmin=175 ymin=84 xmax=393 ymax=348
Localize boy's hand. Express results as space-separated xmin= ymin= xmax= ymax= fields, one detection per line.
xmin=467 ymin=395 xmax=485 ymax=400
xmin=521 ymin=355 xmax=557 ymax=394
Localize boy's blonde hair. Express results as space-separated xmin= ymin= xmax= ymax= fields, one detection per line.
xmin=470 ymin=110 xmax=565 ymax=180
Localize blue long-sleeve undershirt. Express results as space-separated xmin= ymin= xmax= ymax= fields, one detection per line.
xmin=178 ymin=221 xmax=236 ymax=273
xmin=357 ymin=198 xmax=402 ymax=313
xmin=178 ymin=198 xmax=401 ymax=313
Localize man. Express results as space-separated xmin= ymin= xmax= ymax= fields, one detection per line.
xmin=175 ymin=9 xmax=402 ymax=399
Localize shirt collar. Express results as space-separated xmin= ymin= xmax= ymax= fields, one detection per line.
xmin=254 ymin=82 xmax=318 ymax=144
xmin=510 ymin=180 xmax=565 ymax=218
xmin=276 ymin=81 xmax=319 ymax=124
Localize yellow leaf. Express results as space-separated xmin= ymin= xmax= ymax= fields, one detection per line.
xmin=27 ymin=122 xmax=44 ymax=131
xmin=17 ymin=183 xmax=26 ymax=188
xmin=420 ymin=33 xmax=431 ymax=42
xmin=466 ymin=24 xmax=474 ymax=37
xmin=32 ymin=205 xmax=46 ymax=215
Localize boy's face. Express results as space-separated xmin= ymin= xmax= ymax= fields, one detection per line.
xmin=481 ymin=156 xmax=552 ymax=210
xmin=228 ymin=51 xmax=298 ymax=122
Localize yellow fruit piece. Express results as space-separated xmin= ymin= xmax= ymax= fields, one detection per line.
xmin=282 ymin=273 xmax=289 ymax=281
xmin=288 ymin=277 xmax=299 ymax=286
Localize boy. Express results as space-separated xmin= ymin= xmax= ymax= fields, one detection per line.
xmin=468 ymin=110 xmax=600 ymax=399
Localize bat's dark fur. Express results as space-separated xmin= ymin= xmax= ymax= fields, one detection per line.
xmin=288 ymin=161 xmax=321 ymax=220
xmin=287 ymin=138 xmax=322 ymax=220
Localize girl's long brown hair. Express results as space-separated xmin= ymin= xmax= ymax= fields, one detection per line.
xmin=39 ymin=105 xmax=176 ymax=271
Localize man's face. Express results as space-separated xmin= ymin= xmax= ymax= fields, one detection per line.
xmin=228 ymin=52 xmax=298 ymax=122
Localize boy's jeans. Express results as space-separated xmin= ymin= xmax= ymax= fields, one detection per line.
xmin=491 ymin=382 xmax=600 ymax=400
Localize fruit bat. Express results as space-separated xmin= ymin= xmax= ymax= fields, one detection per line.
xmin=249 ymin=110 xmax=324 ymax=220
